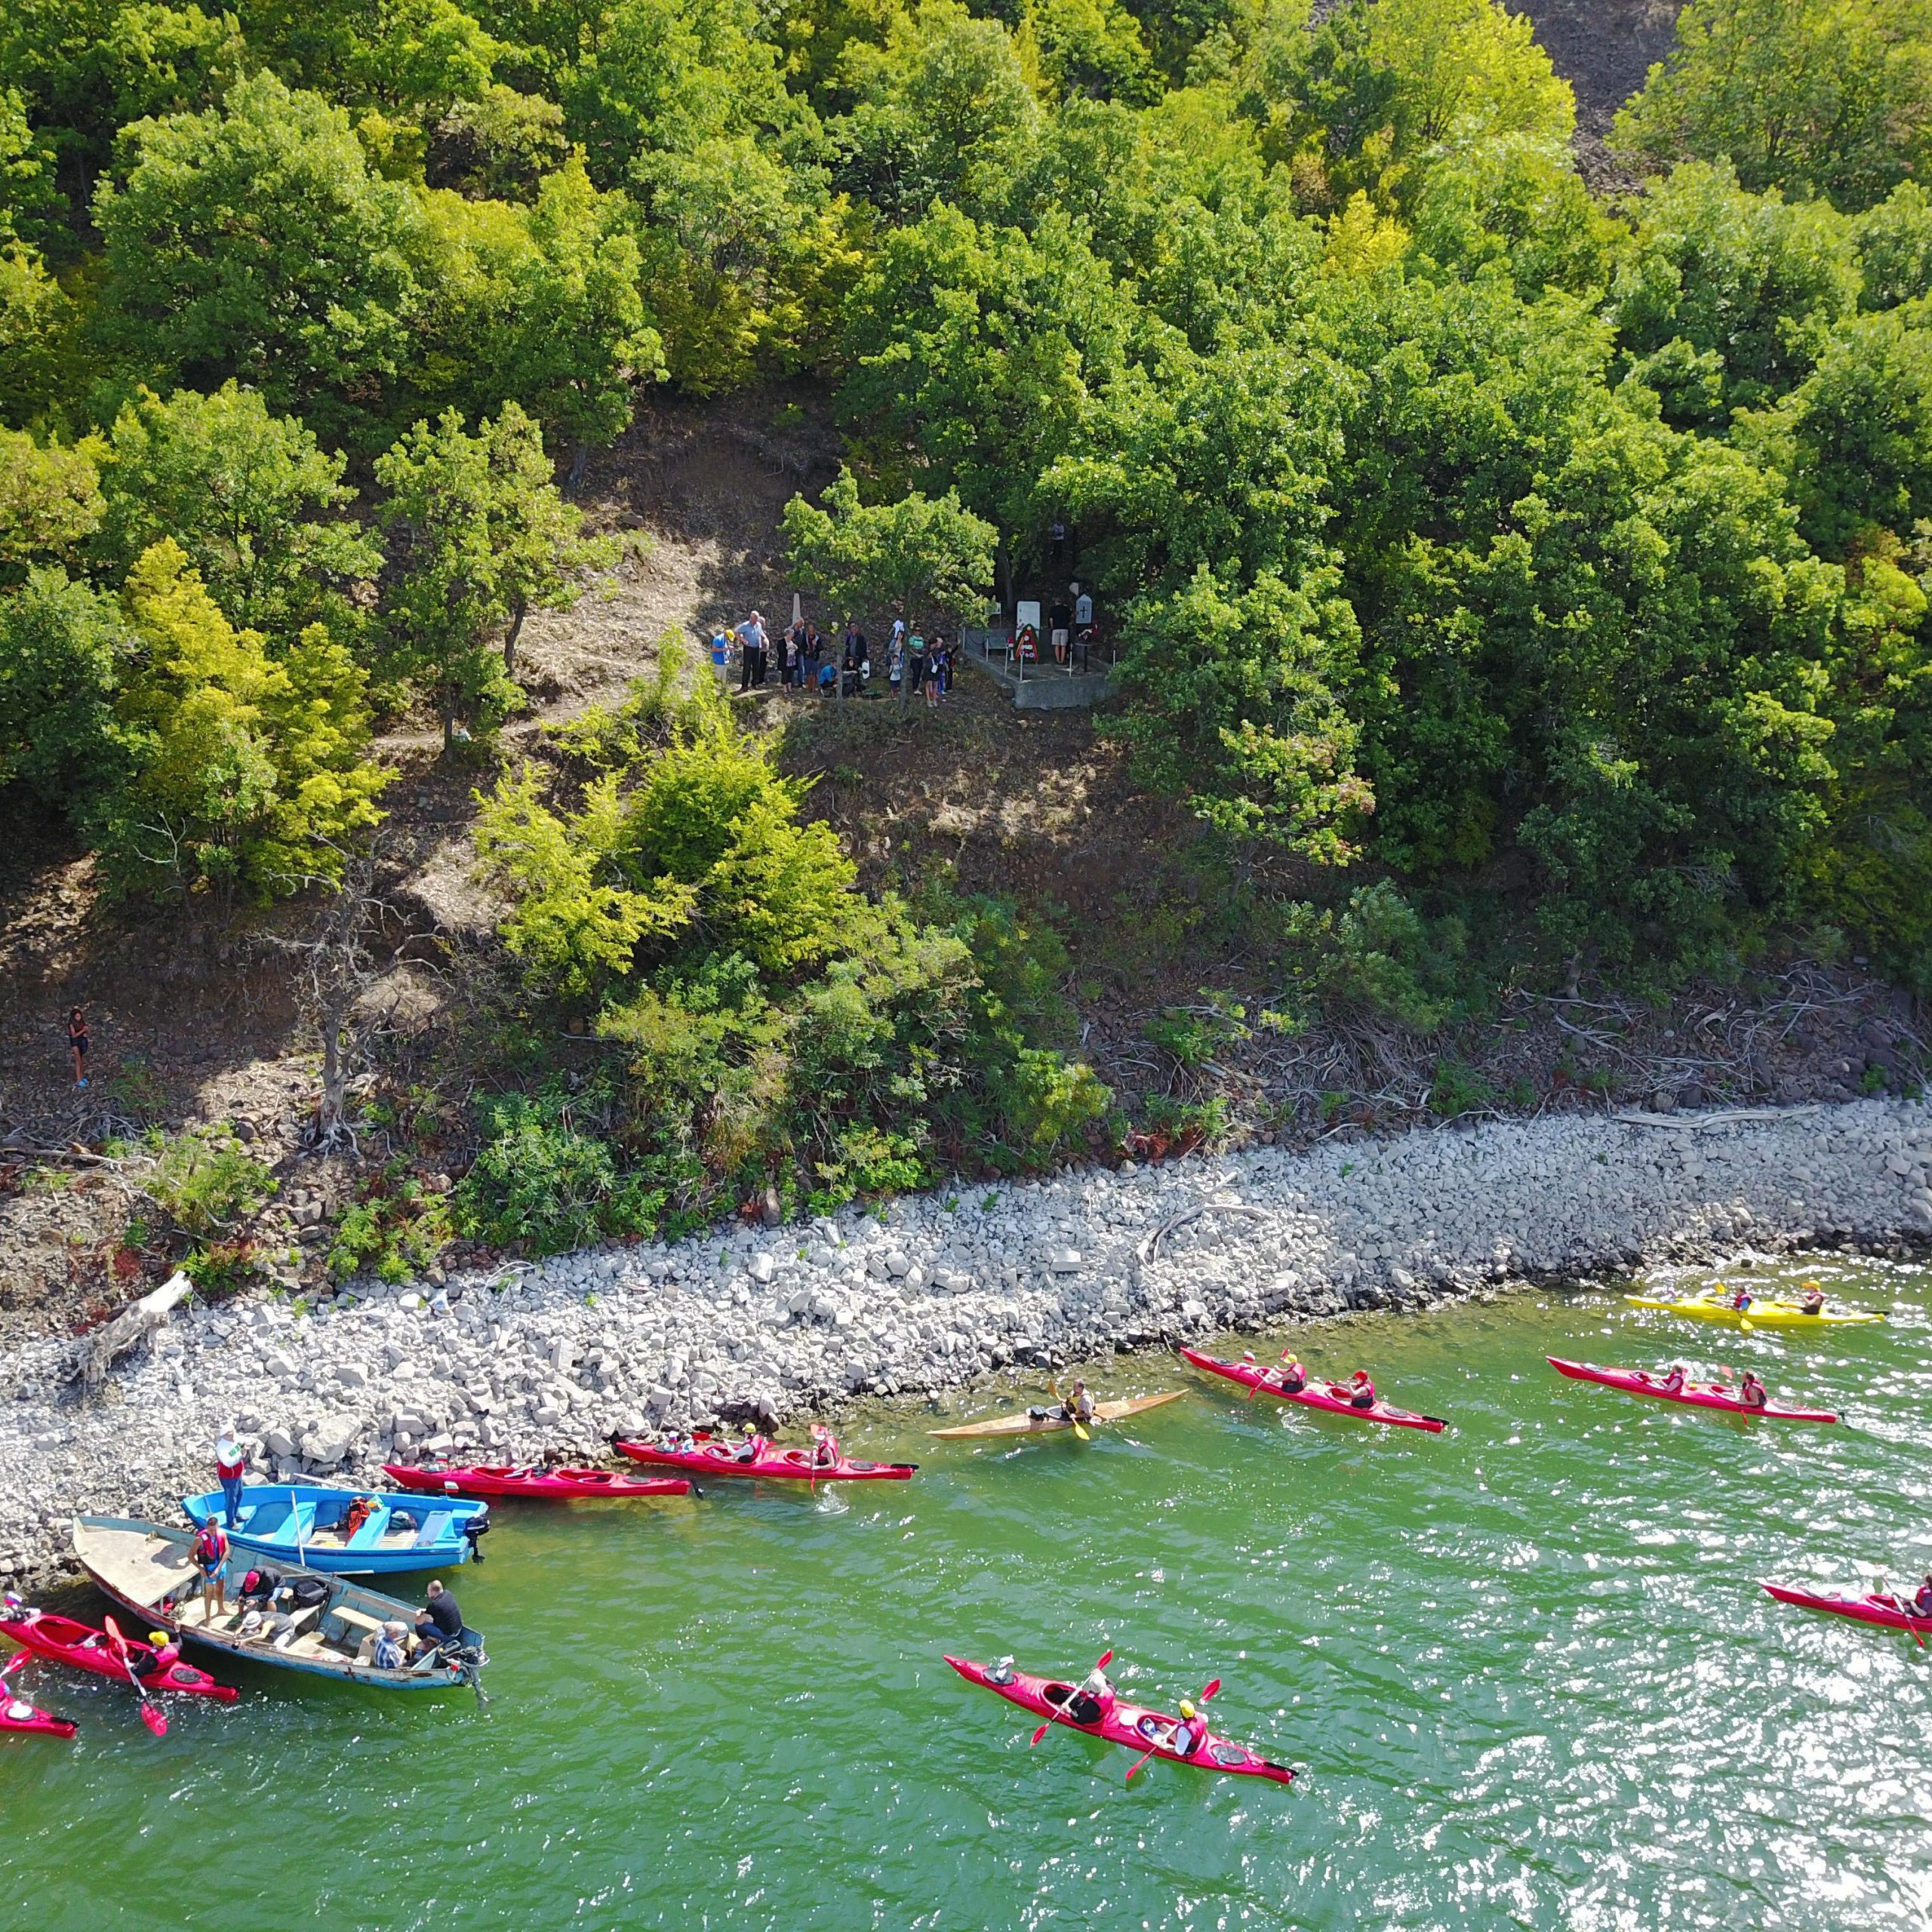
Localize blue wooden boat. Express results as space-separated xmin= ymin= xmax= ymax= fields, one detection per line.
xmin=183 ymin=1484 xmax=489 ymax=1576
xmin=72 ymin=1517 xmax=488 ymax=1696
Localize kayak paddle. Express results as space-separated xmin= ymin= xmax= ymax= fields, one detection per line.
xmin=1048 ymin=1379 xmax=1091 ymax=1441
xmin=1878 ymin=1578 xmax=1927 ymax=1647
xmin=1125 ymin=1677 xmax=1220 ymax=1783
xmin=1032 ymin=1648 xmax=1113 ymax=1745
xmin=104 ymin=1615 xmax=167 ymax=1737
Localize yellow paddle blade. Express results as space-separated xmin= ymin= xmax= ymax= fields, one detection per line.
xmin=1072 ymin=1423 xmax=1091 ymax=1441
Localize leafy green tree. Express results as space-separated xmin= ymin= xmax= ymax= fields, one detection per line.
xmin=830 ymin=0 xmax=1043 ymax=223
xmin=375 ymin=401 xmax=615 ymax=746
xmin=0 ymin=242 xmax=77 ymax=428
xmin=1607 ymin=160 xmax=1862 ymax=421
xmin=0 ymin=86 xmax=62 ymax=253
xmin=92 ymin=72 xmax=423 ymax=441
xmin=106 ymin=539 xmax=387 ymax=898
xmin=411 ymin=162 xmax=662 ymax=451
xmin=1026 ymin=0 xmax=1161 ymax=105
xmin=781 ymin=466 xmax=998 ymax=642
xmin=1854 ymin=180 xmax=1932 ymax=308
xmin=93 ymin=382 xmax=379 ymax=638
xmin=0 ymin=428 xmax=101 ymax=580
xmin=1613 ymin=0 xmax=1932 ymax=213
xmin=0 ymin=565 xmax=136 ymax=814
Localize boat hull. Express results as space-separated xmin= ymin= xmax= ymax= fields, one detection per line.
xmin=614 ymin=1439 xmax=916 ymax=1481
xmin=946 ymin=1655 xmax=1295 ymax=1785
xmin=73 ymin=1517 xmax=485 ymax=1694
xmin=380 ymin=1463 xmax=691 ymax=1502
xmin=183 ymin=1485 xmax=488 ymax=1575
xmin=929 ymin=1391 xmax=1186 ymax=1439
xmin=1763 ymin=1583 xmax=1932 ymax=1635
xmin=1547 ymin=1357 xmax=1838 ymax=1422
xmin=1178 ymin=1347 xmax=1446 ymax=1432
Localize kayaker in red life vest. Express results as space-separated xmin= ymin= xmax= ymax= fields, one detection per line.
xmin=1799 ymin=1282 xmax=1826 ymax=1315
xmin=130 ymin=1630 xmax=180 ymax=1681
xmin=811 ymin=1425 xmax=838 ymax=1469
xmin=1914 ymin=1574 xmax=1932 ymax=1618
xmin=1737 ymin=1372 xmax=1770 ymax=1411
xmin=1659 ymin=1364 xmax=1688 ymax=1395
xmin=1727 ymin=1284 xmax=1753 ymax=1312
xmin=1076 ymin=1662 xmax=1116 ymax=1719
xmin=732 ymin=1424 xmax=768 ymax=1464
xmin=1336 ymin=1371 xmax=1377 ymax=1411
xmin=189 ymin=1520 xmax=230 ymax=1625
xmin=1168 ymin=1700 xmax=1208 ymax=1758
xmin=1274 ymin=1355 xmax=1309 ymax=1394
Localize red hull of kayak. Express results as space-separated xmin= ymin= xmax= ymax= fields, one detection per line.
xmin=1763 ymin=1583 xmax=1932 ymax=1634
xmin=1178 ymin=1346 xmax=1446 ymax=1432
xmin=0 ymin=1654 xmax=75 ymax=1737
xmin=614 ymin=1438 xmax=916 ymax=1481
xmin=380 ymin=1462 xmax=691 ymax=1501
xmin=946 ymin=1655 xmax=1296 ymax=1786
xmin=1 ymin=1611 xmax=238 ymax=1700
xmin=1548 ymin=1357 xmax=1838 ymax=1423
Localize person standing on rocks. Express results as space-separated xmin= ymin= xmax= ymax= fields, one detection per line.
xmin=214 ymin=1426 xmax=247 ymax=1526
xmin=66 ymin=1005 xmax=89 ymax=1088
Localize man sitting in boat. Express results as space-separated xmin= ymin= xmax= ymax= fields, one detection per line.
xmin=130 ymin=1631 xmax=180 ymax=1679
xmin=1152 ymin=1701 xmax=1208 ymax=1757
xmin=1055 ymin=1380 xmax=1097 ymax=1425
xmin=1799 ymin=1283 xmax=1826 ymax=1315
xmin=810 ymin=1425 xmax=838 ymax=1469
xmin=1726 ymin=1284 xmax=1753 ymax=1311
xmin=414 ymin=1579 xmax=465 ymax=1655
xmin=1738 ymin=1371 xmax=1770 ymax=1410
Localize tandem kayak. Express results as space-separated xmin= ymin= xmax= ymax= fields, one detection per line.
xmin=615 ymin=1437 xmax=917 ymax=1481
xmin=1763 ymin=1583 xmax=1932 ymax=1636
xmin=1547 ymin=1357 xmax=1838 ymax=1423
xmin=0 ymin=1654 xmax=75 ymax=1737
xmin=1623 ymin=1294 xmax=1884 ymax=1328
xmin=0 ymin=1605 xmax=238 ymax=1700
xmin=928 ymin=1391 xmax=1187 ymax=1439
xmin=381 ymin=1462 xmax=692 ymax=1503
xmin=946 ymin=1655 xmax=1297 ymax=1786
xmin=1178 ymin=1347 xmax=1446 ymax=1432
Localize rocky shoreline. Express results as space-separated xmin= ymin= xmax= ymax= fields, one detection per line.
xmin=4 ymin=1097 xmax=1929 ymax=1592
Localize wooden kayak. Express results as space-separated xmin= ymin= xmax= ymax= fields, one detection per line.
xmin=1623 ymin=1294 xmax=1883 ymax=1328
xmin=72 ymin=1516 xmax=488 ymax=1693
xmin=381 ymin=1462 xmax=692 ymax=1502
xmin=615 ymin=1437 xmax=916 ymax=1481
xmin=946 ymin=1655 xmax=1296 ymax=1785
xmin=1763 ymin=1582 xmax=1932 ymax=1635
xmin=1547 ymin=1357 xmax=1838 ymax=1423
xmin=1178 ymin=1347 xmax=1446 ymax=1432
xmin=928 ymin=1391 xmax=1186 ymax=1439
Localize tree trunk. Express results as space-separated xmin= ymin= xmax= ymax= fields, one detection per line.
xmin=442 ymin=703 xmax=457 ymax=754
xmin=568 ymin=441 xmax=589 ymax=493
xmin=503 ymin=596 xmax=528 ymax=675
xmin=318 ymin=992 xmax=349 ymax=1143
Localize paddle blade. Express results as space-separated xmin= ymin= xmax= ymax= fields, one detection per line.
xmin=1030 ymin=1723 xmax=1051 ymax=1746
xmin=1072 ymin=1423 xmax=1091 ymax=1441
xmin=140 ymin=1700 xmax=168 ymax=1738
xmin=1094 ymin=1648 xmax=1113 ymax=1671
xmin=1199 ymin=1678 xmax=1222 ymax=1702
xmin=1125 ymin=1747 xmax=1157 ymax=1784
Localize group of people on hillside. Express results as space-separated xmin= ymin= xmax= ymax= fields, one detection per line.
xmin=712 ymin=611 xmax=956 ymax=704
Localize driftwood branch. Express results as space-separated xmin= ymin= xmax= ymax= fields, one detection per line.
xmin=66 ymin=1270 xmax=192 ymax=1398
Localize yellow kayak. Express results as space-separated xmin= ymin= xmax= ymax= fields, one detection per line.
xmin=928 ymin=1391 xmax=1186 ymax=1438
xmin=1623 ymin=1294 xmax=1884 ymax=1328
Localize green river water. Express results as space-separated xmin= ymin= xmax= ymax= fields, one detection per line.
xmin=4 ymin=1257 xmax=1930 ymax=1931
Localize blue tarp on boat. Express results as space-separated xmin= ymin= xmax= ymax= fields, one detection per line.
xmin=183 ymin=1484 xmax=489 ymax=1575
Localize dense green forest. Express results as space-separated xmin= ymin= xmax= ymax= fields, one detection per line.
xmin=2 ymin=0 xmax=1930 ymax=1241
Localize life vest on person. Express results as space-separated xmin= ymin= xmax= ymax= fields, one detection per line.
xmin=192 ymin=1524 xmax=228 ymax=1567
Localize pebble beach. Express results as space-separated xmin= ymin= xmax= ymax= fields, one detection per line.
xmin=5 ymin=1097 xmax=1930 ymax=1591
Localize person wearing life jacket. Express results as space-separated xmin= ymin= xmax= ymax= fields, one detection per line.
xmin=1913 ymin=1574 xmax=1932 ymax=1619
xmin=1274 ymin=1355 xmax=1309 ymax=1395
xmin=1737 ymin=1371 xmax=1770 ymax=1411
xmin=1727 ymin=1284 xmax=1753 ymax=1312
xmin=131 ymin=1631 xmax=180 ymax=1680
xmin=811 ymin=1424 xmax=838 ymax=1469
xmin=1075 ymin=1661 xmax=1116 ymax=1721
xmin=1057 ymin=1380 xmax=1097 ymax=1426
xmin=214 ymin=1427 xmax=247 ymax=1526
xmin=732 ymin=1424 xmax=767 ymax=1464
xmin=1168 ymin=1700 xmax=1209 ymax=1757
xmin=1337 ymin=1371 xmax=1377 ymax=1411
xmin=189 ymin=1518 xmax=230 ymax=1625
xmin=1798 ymin=1282 xmax=1826 ymax=1315
xmin=1659 ymin=1364 xmax=1688 ymax=1395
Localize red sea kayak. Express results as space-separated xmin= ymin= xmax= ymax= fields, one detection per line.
xmin=1549 ymin=1357 xmax=1838 ymax=1423
xmin=1763 ymin=1583 xmax=1932 ymax=1635
xmin=1178 ymin=1347 xmax=1446 ymax=1432
xmin=946 ymin=1655 xmax=1297 ymax=1786
xmin=0 ymin=1609 xmax=238 ymax=1700
xmin=381 ymin=1462 xmax=692 ymax=1502
xmin=614 ymin=1438 xmax=916 ymax=1481
xmin=0 ymin=1656 xmax=75 ymax=1737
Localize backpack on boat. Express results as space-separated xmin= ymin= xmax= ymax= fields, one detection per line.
xmin=285 ymin=1576 xmax=331 ymax=1610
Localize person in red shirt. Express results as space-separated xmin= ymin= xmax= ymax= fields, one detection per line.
xmin=214 ymin=1427 xmax=246 ymax=1525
